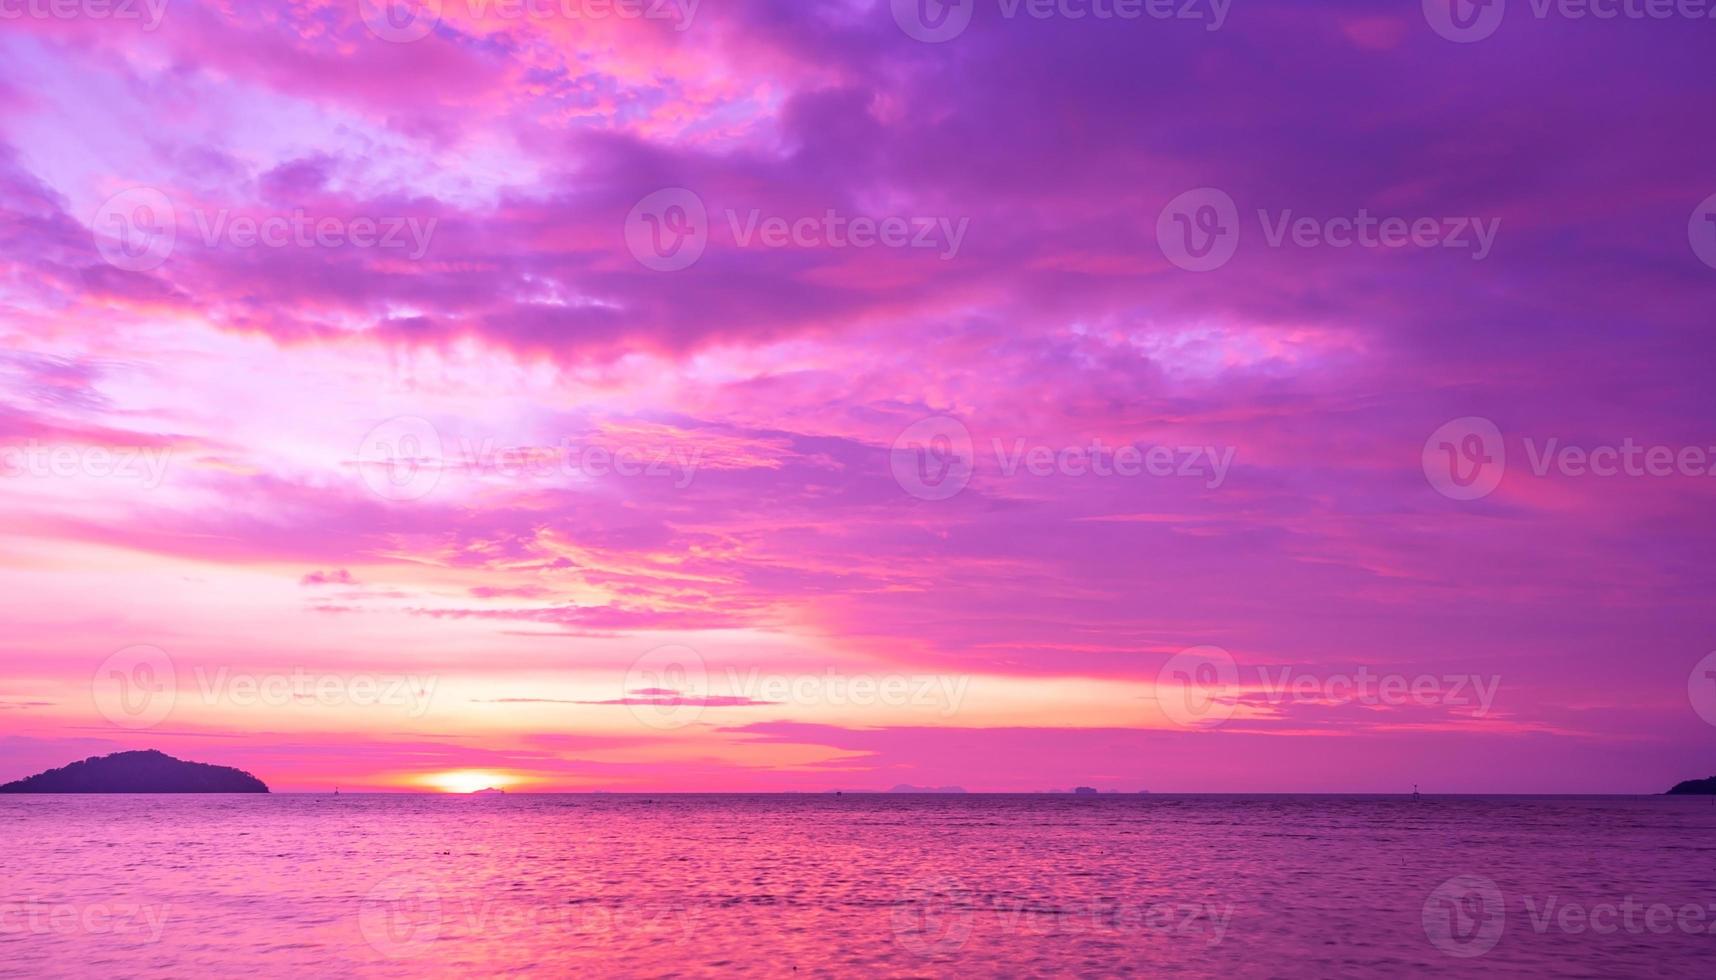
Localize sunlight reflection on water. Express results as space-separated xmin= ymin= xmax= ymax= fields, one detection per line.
xmin=5 ymin=794 xmax=1715 ymax=977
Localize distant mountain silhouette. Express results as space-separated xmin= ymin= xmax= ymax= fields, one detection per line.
xmin=1666 ymin=776 xmax=1716 ymax=795
xmin=887 ymin=784 xmax=966 ymax=793
xmin=1072 ymin=786 xmax=1098 ymax=795
xmin=0 ymin=750 xmax=268 ymax=793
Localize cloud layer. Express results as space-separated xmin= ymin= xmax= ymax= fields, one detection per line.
xmin=2 ymin=1 xmax=1714 ymax=791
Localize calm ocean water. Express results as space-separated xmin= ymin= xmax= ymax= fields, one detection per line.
xmin=4 ymin=794 xmax=1713 ymax=977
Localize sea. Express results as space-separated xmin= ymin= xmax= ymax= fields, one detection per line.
xmin=4 ymin=794 xmax=1714 ymax=977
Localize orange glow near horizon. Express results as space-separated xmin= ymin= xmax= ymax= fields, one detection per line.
xmin=422 ymin=770 xmax=521 ymax=794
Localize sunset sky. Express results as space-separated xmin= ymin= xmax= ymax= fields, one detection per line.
xmin=2 ymin=1 xmax=1714 ymax=793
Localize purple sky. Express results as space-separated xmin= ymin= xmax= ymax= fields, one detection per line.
xmin=1 ymin=0 xmax=1714 ymax=792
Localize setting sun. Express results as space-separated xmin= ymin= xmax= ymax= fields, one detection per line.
xmin=4 ymin=2 xmax=1713 ymax=977
xmin=423 ymin=770 xmax=518 ymax=794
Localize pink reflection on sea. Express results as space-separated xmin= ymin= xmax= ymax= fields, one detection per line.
xmin=5 ymin=794 xmax=1715 ymax=977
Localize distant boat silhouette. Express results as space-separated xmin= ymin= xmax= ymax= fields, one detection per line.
xmin=472 ymin=787 xmax=506 ymax=795
xmin=1412 ymin=784 xmax=1421 ymax=802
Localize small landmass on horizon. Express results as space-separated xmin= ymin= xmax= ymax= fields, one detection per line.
xmin=1665 ymin=776 xmax=1716 ymax=795
xmin=0 ymin=750 xmax=269 ymax=794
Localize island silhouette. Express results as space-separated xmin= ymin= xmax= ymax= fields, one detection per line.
xmin=0 ymin=750 xmax=268 ymax=793
xmin=1666 ymin=776 xmax=1716 ymax=795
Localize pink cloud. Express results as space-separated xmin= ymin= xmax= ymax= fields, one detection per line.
xmin=2 ymin=0 xmax=1713 ymax=793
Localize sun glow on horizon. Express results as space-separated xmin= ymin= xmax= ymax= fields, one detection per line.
xmin=423 ymin=770 xmax=521 ymax=794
